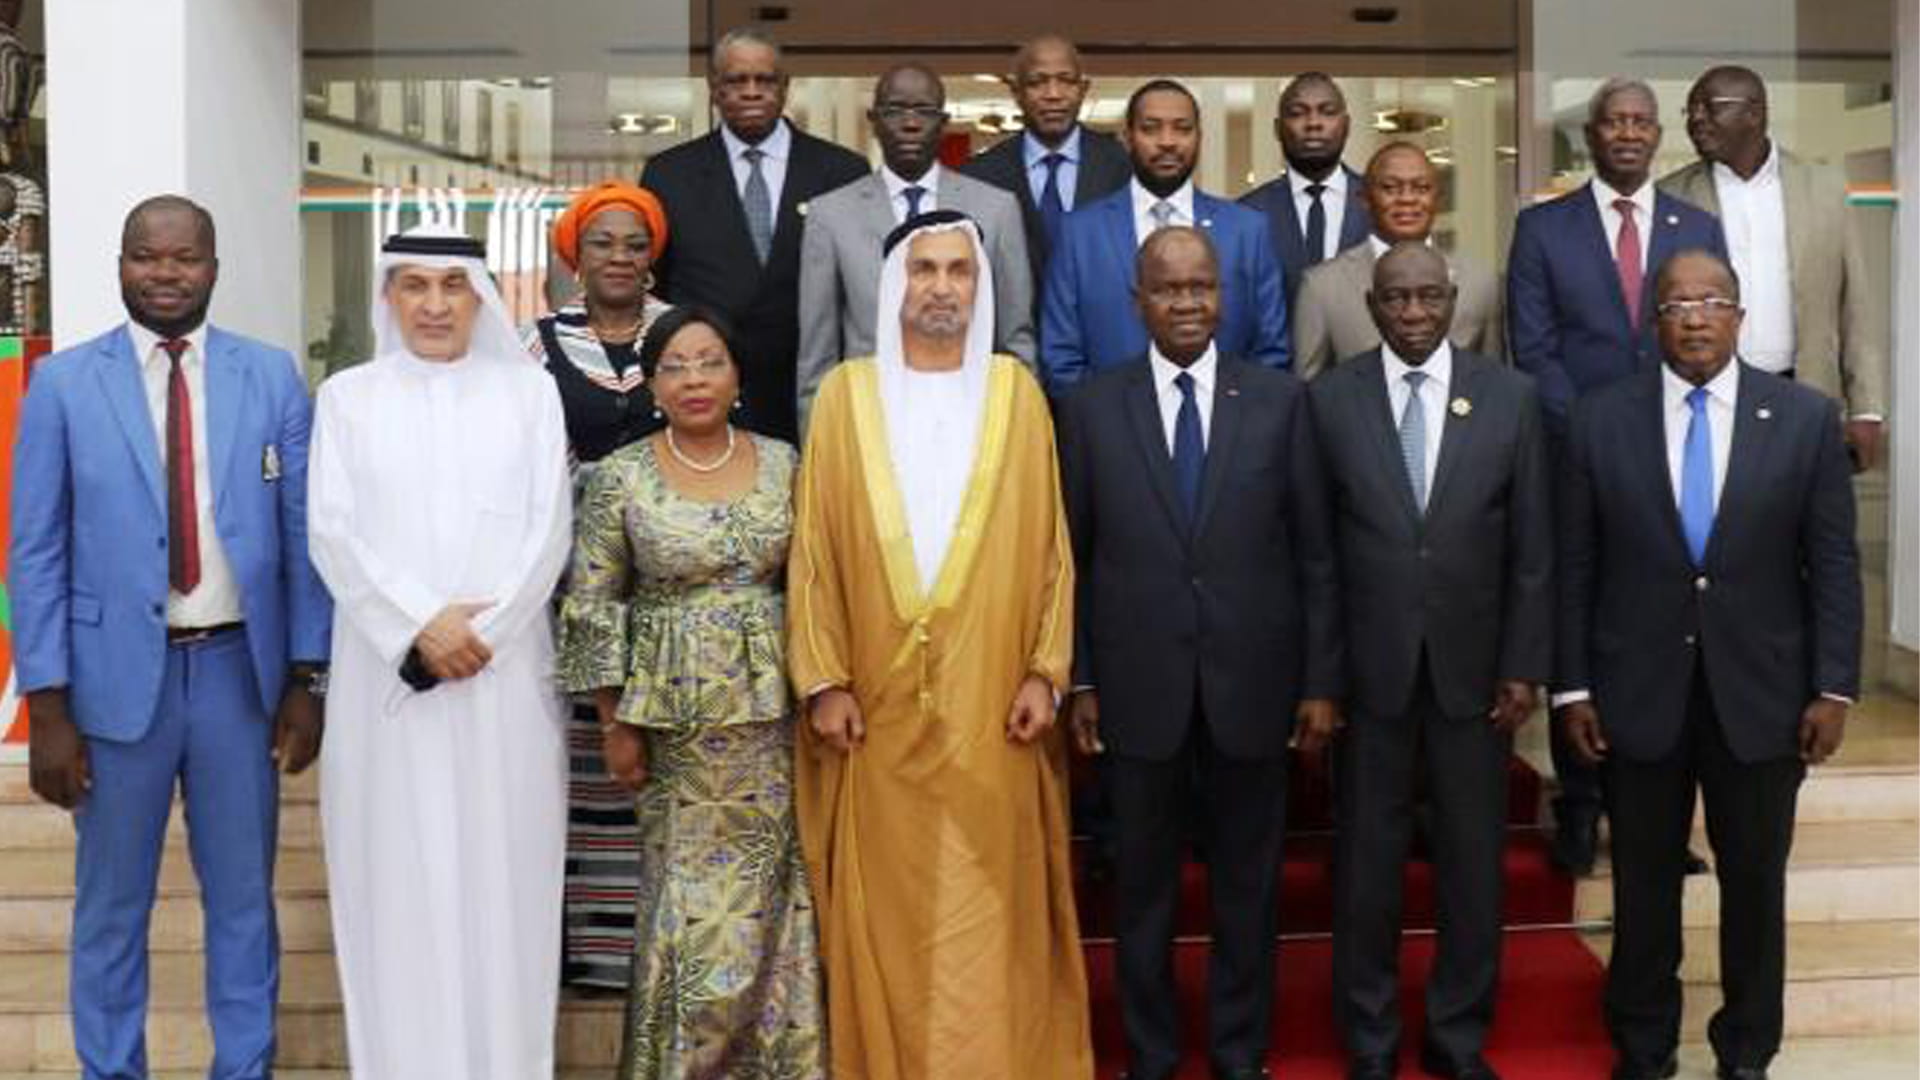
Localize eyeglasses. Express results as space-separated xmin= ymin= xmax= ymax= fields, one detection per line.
xmin=654 ymin=356 xmax=730 ymax=380
xmin=1655 ymin=297 xmax=1741 ymax=320
xmin=873 ymin=104 xmax=948 ymax=124
xmin=1684 ymin=96 xmax=1757 ymax=119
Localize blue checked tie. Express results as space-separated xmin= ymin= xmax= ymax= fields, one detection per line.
xmin=1398 ymin=370 xmax=1429 ymax=511
xmin=742 ymin=147 xmax=773 ymax=264
xmin=1039 ymin=152 xmax=1067 ymax=251
xmin=1681 ymin=386 xmax=1716 ymax=565
xmin=1172 ymin=372 xmax=1205 ymax=521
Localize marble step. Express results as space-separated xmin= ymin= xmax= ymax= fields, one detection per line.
xmin=1575 ymin=820 xmax=1920 ymax=927
xmin=1584 ymin=921 xmax=1920 ymax=1039
xmin=1785 ymin=764 xmax=1920 ymax=824
xmin=0 ymin=765 xmax=321 ymax=806
xmin=0 ymin=797 xmax=322 ymax=851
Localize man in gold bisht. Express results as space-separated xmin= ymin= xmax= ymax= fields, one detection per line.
xmin=789 ymin=209 xmax=1093 ymax=1079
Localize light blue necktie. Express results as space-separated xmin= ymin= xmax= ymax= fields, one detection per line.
xmin=1398 ymin=370 xmax=1429 ymax=511
xmin=1150 ymin=200 xmax=1176 ymax=231
xmin=1172 ymin=371 xmax=1205 ymax=522
xmin=742 ymin=147 xmax=773 ymax=264
xmin=1681 ymin=386 xmax=1716 ymax=565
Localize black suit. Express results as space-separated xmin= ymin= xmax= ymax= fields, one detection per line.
xmin=1238 ymin=165 xmax=1373 ymax=306
xmin=959 ymin=126 xmax=1131 ymax=317
xmin=641 ymin=122 xmax=868 ymax=443
xmin=1556 ymin=364 xmax=1860 ymax=1074
xmin=1059 ymin=354 xmax=1340 ymax=1077
xmin=1307 ymin=348 xmax=1552 ymax=1064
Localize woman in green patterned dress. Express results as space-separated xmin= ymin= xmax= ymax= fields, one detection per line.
xmin=556 ymin=304 xmax=826 ymax=1079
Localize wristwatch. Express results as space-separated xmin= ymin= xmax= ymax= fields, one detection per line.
xmin=292 ymin=664 xmax=330 ymax=698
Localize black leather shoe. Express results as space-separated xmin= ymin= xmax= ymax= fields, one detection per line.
xmin=1611 ymin=1057 xmax=1678 ymax=1080
xmin=1715 ymin=1066 xmax=1768 ymax=1080
xmin=1550 ymin=813 xmax=1599 ymax=876
xmin=1420 ymin=1039 xmax=1501 ymax=1079
xmin=1348 ymin=1055 xmax=1397 ymax=1080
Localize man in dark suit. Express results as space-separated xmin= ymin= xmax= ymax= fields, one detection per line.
xmin=1042 ymin=79 xmax=1288 ymax=392
xmin=1507 ymin=77 xmax=1726 ymax=874
xmin=959 ymin=33 xmax=1130 ymax=309
xmin=639 ymin=27 xmax=868 ymax=442
xmin=1556 ymin=251 xmax=1860 ymax=1080
xmin=1239 ymin=73 xmax=1373 ymax=305
xmin=1311 ymin=244 xmax=1552 ymax=1080
xmin=1060 ymin=225 xmax=1341 ymax=1080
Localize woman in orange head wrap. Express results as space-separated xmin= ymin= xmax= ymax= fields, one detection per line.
xmin=520 ymin=180 xmax=675 ymax=995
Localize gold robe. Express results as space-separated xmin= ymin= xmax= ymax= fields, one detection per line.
xmin=788 ymin=356 xmax=1092 ymax=1080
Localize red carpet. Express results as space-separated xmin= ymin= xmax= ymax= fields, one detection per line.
xmin=1076 ymin=752 xmax=1617 ymax=1077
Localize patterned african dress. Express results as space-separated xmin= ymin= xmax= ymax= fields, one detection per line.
xmin=525 ymin=298 xmax=670 ymax=990
xmin=556 ymin=433 xmax=827 ymax=1080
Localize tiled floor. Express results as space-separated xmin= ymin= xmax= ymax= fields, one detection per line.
xmin=1679 ymin=1035 xmax=1920 ymax=1078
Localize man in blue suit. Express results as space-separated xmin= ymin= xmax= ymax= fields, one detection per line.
xmin=9 ymin=195 xmax=331 ymax=1080
xmin=1507 ymin=78 xmax=1725 ymax=879
xmin=1041 ymin=78 xmax=1288 ymax=392
xmin=1238 ymin=73 xmax=1374 ymax=305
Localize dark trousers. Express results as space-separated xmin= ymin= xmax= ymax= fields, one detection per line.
xmin=1332 ymin=661 xmax=1510 ymax=1061
xmin=1109 ymin=711 xmax=1289 ymax=1077
xmin=1603 ymin=667 xmax=1803 ymax=1073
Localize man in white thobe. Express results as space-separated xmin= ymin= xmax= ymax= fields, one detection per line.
xmin=307 ymin=225 xmax=571 ymax=1080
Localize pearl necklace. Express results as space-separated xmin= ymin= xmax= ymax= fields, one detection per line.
xmin=666 ymin=425 xmax=737 ymax=473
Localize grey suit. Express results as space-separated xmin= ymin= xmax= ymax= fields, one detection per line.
xmin=1659 ymin=148 xmax=1888 ymax=418
xmin=1292 ymin=242 xmax=1505 ymax=380
xmin=795 ymin=169 xmax=1034 ymax=434
xmin=1309 ymin=348 xmax=1552 ymax=1064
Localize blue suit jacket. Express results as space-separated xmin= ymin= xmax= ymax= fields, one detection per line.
xmin=1238 ymin=164 xmax=1373 ymax=305
xmin=1040 ymin=187 xmax=1289 ymax=393
xmin=9 ymin=324 xmax=332 ymax=742
xmin=1507 ymin=182 xmax=1726 ymax=430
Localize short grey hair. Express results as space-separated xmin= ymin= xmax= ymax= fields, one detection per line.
xmin=1587 ymin=76 xmax=1657 ymax=125
xmin=710 ymin=27 xmax=783 ymax=77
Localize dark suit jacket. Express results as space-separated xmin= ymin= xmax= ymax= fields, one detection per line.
xmin=1506 ymin=183 xmax=1726 ymax=433
xmin=1040 ymin=187 xmax=1289 ymax=391
xmin=1554 ymin=364 xmax=1861 ymax=764
xmin=1059 ymin=354 xmax=1342 ymax=760
xmin=640 ymin=123 xmax=869 ymax=443
xmin=1238 ymin=165 xmax=1373 ymax=305
xmin=1308 ymin=348 xmax=1553 ymax=719
xmin=960 ymin=126 xmax=1132 ymax=304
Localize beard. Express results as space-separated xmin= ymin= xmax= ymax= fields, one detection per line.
xmin=1134 ymin=161 xmax=1195 ymax=199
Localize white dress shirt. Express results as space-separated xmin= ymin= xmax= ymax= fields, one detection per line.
xmin=1289 ymin=167 xmax=1350 ymax=262
xmin=1711 ymin=144 xmax=1796 ymax=374
xmin=720 ymin=117 xmax=792 ymax=218
xmin=1662 ymin=359 xmax=1737 ymax=514
xmin=1149 ymin=343 xmax=1217 ymax=452
xmin=1130 ymin=178 xmax=1197 ymax=246
xmin=881 ymin=163 xmax=941 ymax=224
xmin=1591 ymin=176 xmax=1656 ymax=274
xmin=1023 ymin=127 xmax=1083 ymax=212
xmin=129 ymin=321 xmax=242 ymax=628
xmin=1381 ymin=339 xmax=1453 ymax=499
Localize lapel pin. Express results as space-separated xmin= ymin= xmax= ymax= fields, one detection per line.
xmin=1756 ymin=406 xmax=1773 ymax=420
xmin=1226 ymin=386 xmax=1240 ymax=397
xmin=1200 ymin=218 xmax=1213 ymax=229
xmin=262 ymin=444 xmax=283 ymax=482
xmin=797 ymin=201 xmax=808 ymax=217
xmin=1450 ymin=397 xmax=1473 ymax=417
xmin=1666 ymin=213 xmax=1679 ymax=226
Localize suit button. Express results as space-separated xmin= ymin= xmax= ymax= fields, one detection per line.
xmin=1685 ymin=634 xmax=1697 ymax=646
xmin=1418 ymin=546 xmax=1430 ymax=560
xmin=156 ymin=537 xmax=165 ymax=549
xmin=1694 ymin=575 xmax=1710 ymax=592
xmin=150 ymin=603 xmax=164 ymax=618
xmin=1191 ymin=576 xmax=1202 ymax=588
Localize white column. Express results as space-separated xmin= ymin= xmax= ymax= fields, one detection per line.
xmin=1451 ymin=83 xmax=1499 ymax=266
xmin=1892 ymin=0 xmax=1920 ymax=651
xmin=46 ymin=0 xmax=301 ymax=351
xmin=1198 ymin=81 xmax=1228 ymax=194
xmin=1250 ymin=78 xmax=1284 ymax=184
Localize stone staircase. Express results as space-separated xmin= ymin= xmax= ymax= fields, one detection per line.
xmin=1573 ymin=696 xmax=1920 ymax=1044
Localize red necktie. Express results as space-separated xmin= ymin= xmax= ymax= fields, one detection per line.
xmin=162 ymin=338 xmax=201 ymax=594
xmin=1613 ymin=198 xmax=1643 ymax=326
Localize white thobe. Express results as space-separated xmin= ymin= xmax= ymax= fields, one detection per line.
xmin=885 ymin=365 xmax=984 ymax=589
xmin=307 ymin=352 xmax=572 ymax=1080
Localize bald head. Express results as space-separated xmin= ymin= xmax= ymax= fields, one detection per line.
xmin=1136 ymin=226 xmax=1221 ymax=364
xmin=1008 ymin=33 xmax=1091 ymax=146
xmin=1368 ymin=242 xmax=1455 ymax=363
xmin=1685 ymin=65 xmax=1770 ymax=171
xmin=1365 ymin=142 xmax=1440 ymax=243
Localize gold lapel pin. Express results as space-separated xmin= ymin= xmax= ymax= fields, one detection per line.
xmin=1451 ymin=397 xmax=1473 ymax=417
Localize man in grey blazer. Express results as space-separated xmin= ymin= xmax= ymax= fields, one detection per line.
xmin=796 ymin=63 xmax=1033 ymax=434
xmin=1310 ymin=244 xmax=1552 ymax=1080
xmin=1292 ymin=142 xmax=1504 ymax=379
xmin=1658 ymin=65 xmax=1888 ymax=472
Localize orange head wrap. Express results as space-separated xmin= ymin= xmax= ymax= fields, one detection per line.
xmin=551 ymin=181 xmax=670 ymax=272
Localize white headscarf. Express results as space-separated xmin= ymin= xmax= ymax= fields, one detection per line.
xmin=871 ymin=213 xmax=999 ymax=590
xmin=372 ymin=223 xmax=523 ymax=366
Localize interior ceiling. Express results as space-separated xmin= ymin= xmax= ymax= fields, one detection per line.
xmin=299 ymin=0 xmax=1893 ymax=81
